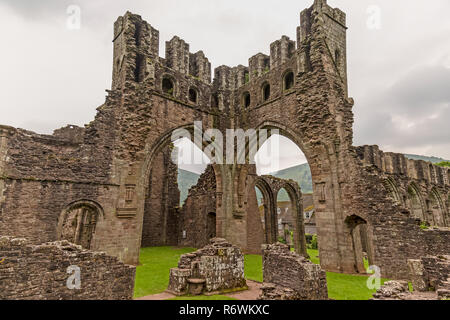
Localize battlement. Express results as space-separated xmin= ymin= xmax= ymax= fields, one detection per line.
xmin=111 ymin=0 xmax=348 ymax=107
xmin=356 ymin=145 xmax=450 ymax=187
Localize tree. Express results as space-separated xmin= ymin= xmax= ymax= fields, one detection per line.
xmin=436 ymin=161 xmax=450 ymax=168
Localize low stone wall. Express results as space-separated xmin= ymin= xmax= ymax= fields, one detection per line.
xmin=373 ymin=255 xmax=450 ymax=300
xmin=167 ymin=238 xmax=247 ymax=296
xmin=259 ymin=243 xmax=328 ymax=300
xmin=0 ymin=236 xmax=136 ymax=300
xmin=408 ymin=255 xmax=449 ymax=293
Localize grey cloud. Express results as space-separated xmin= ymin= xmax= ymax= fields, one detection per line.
xmin=354 ymin=64 xmax=450 ymax=157
xmin=1 ymin=0 xmax=450 ymax=162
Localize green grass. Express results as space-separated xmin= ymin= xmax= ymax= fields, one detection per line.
xmin=133 ymin=246 xmax=196 ymax=298
xmin=307 ymin=249 xmax=388 ymax=300
xmin=135 ymin=247 xmax=389 ymax=300
xmin=244 ymin=255 xmax=263 ymax=282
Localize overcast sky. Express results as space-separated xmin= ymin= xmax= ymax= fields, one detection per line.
xmin=0 ymin=0 xmax=449 ymax=174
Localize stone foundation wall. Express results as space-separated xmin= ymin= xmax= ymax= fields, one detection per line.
xmin=0 ymin=236 xmax=136 ymax=300
xmin=167 ymin=238 xmax=246 ymax=296
xmin=259 ymin=243 xmax=328 ymax=300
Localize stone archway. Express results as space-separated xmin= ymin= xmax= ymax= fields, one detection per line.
xmin=139 ymin=124 xmax=216 ymax=249
xmin=255 ymin=177 xmax=277 ymax=244
xmin=277 ymin=183 xmax=307 ymax=256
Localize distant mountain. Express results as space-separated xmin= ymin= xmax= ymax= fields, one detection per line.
xmin=178 ymin=169 xmax=201 ymax=206
xmin=404 ymin=154 xmax=447 ymax=164
xmin=269 ymin=163 xmax=313 ymax=194
xmin=178 ymin=154 xmax=448 ymax=205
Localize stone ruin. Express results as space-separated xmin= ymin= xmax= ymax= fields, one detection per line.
xmin=0 ymin=236 xmax=135 ymax=300
xmin=167 ymin=238 xmax=247 ymax=296
xmin=408 ymin=255 xmax=450 ymax=299
xmin=372 ymin=255 xmax=450 ymax=300
xmin=258 ymin=243 xmax=328 ymax=300
xmin=0 ymin=0 xmax=449 ymax=301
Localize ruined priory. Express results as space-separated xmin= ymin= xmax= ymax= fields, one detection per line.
xmin=0 ymin=0 xmax=448 ymax=299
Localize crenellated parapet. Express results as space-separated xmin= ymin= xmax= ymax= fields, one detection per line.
xmin=356 ymin=145 xmax=449 ymax=228
xmin=270 ymin=36 xmax=296 ymax=69
xmin=110 ymin=0 xmax=348 ymax=114
xmin=356 ymin=145 xmax=449 ymax=187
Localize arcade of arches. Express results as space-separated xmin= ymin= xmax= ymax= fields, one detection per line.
xmin=0 ymin=0 xmax=449 ymax=283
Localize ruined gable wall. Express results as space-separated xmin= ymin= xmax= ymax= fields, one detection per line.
xmin=142 ymin=147 xmax=180 ymax=247
xmin=178 ymin=165 xmax=217 ymax=248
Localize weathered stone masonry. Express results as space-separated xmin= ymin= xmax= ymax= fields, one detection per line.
xmin=0 ymin=0 xmax=448 ymax=282
xmin=0 ymin=236 xmax=135 ymax=300
xmin=167 ymin=238 xmax=247 ymax=296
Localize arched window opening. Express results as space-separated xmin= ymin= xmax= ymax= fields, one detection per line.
xmin=429 ymin=190 xmax=446 ymax=227
xmin=383 ymin=178 xmax=402 ymax=205
xmin=345 ymin=215 xmax=372 ymax=274
xmin=244 ymin=70 xmax=250 ymax=84
xmin=407 ymin=185 xmax=425 ymax=221
xmin=189 ymin=88 xmax=198 ymax=104
xmin=142 ymin=136 xmax=212 ymax=249
xmin=58 ymin=202 xmax=101 ymax=250
xmin=262 ymin=83 xmax=271 ymax=102
xmin=243 ymin=92 xmax=251 ymax=108
xmin=254 ymin=133 xmax=310 ymax=257
xmin=283 ymin=71 xmax=294 ymax=91
xmin=256 ymin=184 xmax=273 ymax=244
xmin=135 ymin=54 xmax=145 ymax=83
xmin=162 ymin=77 xmax=175 ymax=96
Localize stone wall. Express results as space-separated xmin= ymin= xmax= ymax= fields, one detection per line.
xmin=356 ymin=145 xmax=449 ymax=228
xmin=0 ymin=0 xmax=448 ymax=281
xmin=408 ymin=255 xmax=450 ymax=293
xmin=0 ymin=236 xmax=135 ymax=300
xmin=167 ymin=238 xmax=246 ymax=296
xmin=178 ymin=165 xmax=217 ymax=248
xmin=259 ymin=243 xmax=328 ymax=300
xmin=142 ymin=147 xmax=180 ymax=247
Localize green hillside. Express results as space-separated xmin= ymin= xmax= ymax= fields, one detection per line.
xmin=177 ymin=169 xmax=201 ymax=206
xmin=404 ymin=154 xmax=447 ymax=164
xmin=270 ymin=163 xmax=313 ymax=194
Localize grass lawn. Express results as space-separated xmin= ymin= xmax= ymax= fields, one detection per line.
xmin=135 ymin=247 xmax=389 ymax=300
xmin=134 ymin=246 xmax=196 ymax=298
xmin=308 ymin=249 xmax=389 ymax=300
